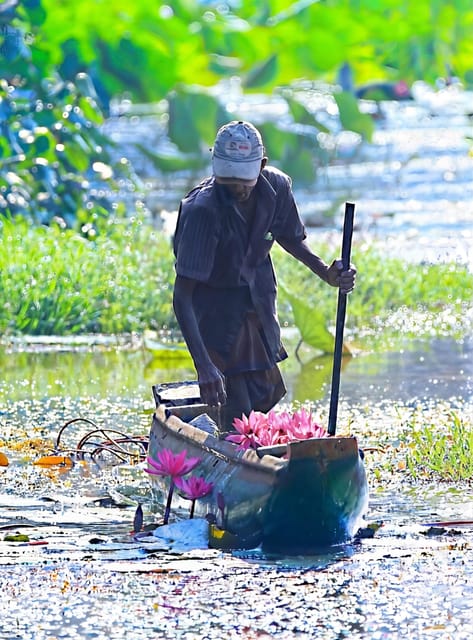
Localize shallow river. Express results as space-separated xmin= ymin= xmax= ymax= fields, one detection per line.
xmin=1 ymin=92 xmax=473 ymax=639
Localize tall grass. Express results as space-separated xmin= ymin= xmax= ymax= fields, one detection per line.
xmin=0 ymin=217 xmax=471 ymax=337
xmin=273 ymin=241 xmax=473 ymax=339
xmin=0 ymin=217 xmax=175 ymax=335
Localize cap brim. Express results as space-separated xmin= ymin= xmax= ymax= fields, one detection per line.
xmin=212 ymin=156 xmax=261 ymax=186
xmin=215 ymin=176 xmax=258 ymax=187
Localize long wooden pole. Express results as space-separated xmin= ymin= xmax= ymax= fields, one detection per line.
xmin=327 ymin=202 xmax=355 ymax=436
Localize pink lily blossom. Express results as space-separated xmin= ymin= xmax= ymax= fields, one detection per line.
xmin=145 ymin=448 xmax=201 ymax=524
xmin=226 ymin=407 xmax=328 ymax=450
xmin=175 ymin=475 xmax=214 ymax=519
xmin=288 ymin=408 xmax=328 ymax=441
xmin=175 ymin=475 xmax=214 ymax=499
xmin=226 ymin=411 xmax=266 ymax=449
xmin=145 ymin=449 xmax=200 ymax=478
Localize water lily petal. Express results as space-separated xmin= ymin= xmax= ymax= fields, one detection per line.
xmin=146 ymin=449 xmax=201 ymax=478
xmin=175 ymin=475 xmax=213 ymax=499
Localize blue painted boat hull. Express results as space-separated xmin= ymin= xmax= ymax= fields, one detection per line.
xmin=148 ymin=384 xmax=368 ymax=552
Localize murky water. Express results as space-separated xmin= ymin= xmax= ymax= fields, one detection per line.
xmin=1 ymin=94 xmax=473 ymax=638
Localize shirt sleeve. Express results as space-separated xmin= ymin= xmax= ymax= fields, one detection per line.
xmin=266 ymin=170 xmax=307 ymax=243
xmin=173 ymin=202 xmax=218 ymax=282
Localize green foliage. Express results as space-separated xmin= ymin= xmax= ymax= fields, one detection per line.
xmin=334 ymin=91 xmax=375 ymax=142
xmin=0 ymin=72 xmax=133 ymax=228
xmin=0 ymin=2 xmax=140 ymax=230
xmin=22 ymin=0 xmax=473 ymax=105
xmin=163 ymin=86 xmax=330 ymax=186
xmin=280 ymin=242 xmax=471 ymax=315
xmin=7 ymin=0 xmax=472 ymax=189
xmin=242 ymin=54 xmax=278 ymax=89
xmin=404 ymin=409 xmax=473 ymax=481
xmin=273 ymin=240 xmax=473 ymax=343
xmin=283 ymin=93 xmax=330 ymax=133
xmin=0 ymin=219 xmax=471 ymax=340
xmin=0 ymin=217 xmax=176 ymax=335
xmin=279 ymin=285 xmax=335 ymax=355
xmin=167 ymin=86 xmax=231 ymax=153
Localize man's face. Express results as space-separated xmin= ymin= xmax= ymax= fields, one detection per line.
xmin=220 ymin=182 xmax=255 ymax=202
xmin=214 ymin=158 xmax=266 ymax=202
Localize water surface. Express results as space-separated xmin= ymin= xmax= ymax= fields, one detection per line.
xmin=1 ymin=92 xmax=472 ymax=639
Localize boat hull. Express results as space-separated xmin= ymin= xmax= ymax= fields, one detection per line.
xmin=262 ymin=437 xmax=368 ymax=551
xmin=148 ymin=398 xmax=368 ymax=552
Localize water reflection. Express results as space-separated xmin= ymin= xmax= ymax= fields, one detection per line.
xmin=0 ymin=346 xmax=193 ymax=404
xmin=283 ymin=337 xmax=473 ymax=406
xmin=1 ymin=336 xmax=471 ymax=407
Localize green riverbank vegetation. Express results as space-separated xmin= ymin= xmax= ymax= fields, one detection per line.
xmin=0 ymin=217 xmax=471 ymax=345
xmin=335 ymin=401 xmax=473 ymax=484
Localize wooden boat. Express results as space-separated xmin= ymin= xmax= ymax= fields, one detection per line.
xmin=148 ymin=381 xmax=369 ymax=552
xmin=148 ymin=204 xmax=367 ymax=551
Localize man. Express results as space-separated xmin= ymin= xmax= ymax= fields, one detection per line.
xmin=172 ymin=121 xmax=356 ymax=431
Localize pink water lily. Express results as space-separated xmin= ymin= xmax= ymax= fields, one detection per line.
xmin=145 ymin=449 xmax=200 ymax=479
xmin=287 ymin=408 xmax=328 ymax=441
xmin=175 ymin=475 xmax=214 ymax=519
xmin=226 ymin=411 xmax=266 ymax=449
xmin=175 ymin=475 xmax=214 ymax=499
xmin=145 ymin=448 xmax=201 ymax=524
xmin=226 ymin=407 xmax=328 ymax=450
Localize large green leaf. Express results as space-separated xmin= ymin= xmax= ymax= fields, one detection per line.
xmin=280 ymin=147 xmax=316 ymax=186
xmin=168 ymin=90 xmax=202 ymax=153
xmin=285 ymin=95 xmax=330 ymax=133
xmin=242 ymin=54 xmax=278 ymax=88
xmin=334 ymin=91 xmax=375 ymax=142
xmin=135 ymin=144 xmax=208 ymax=173
xmin=168 ymin=88 xmax=227 ymax=152
xmin=280 ymin=286 xmax=335 ymax=354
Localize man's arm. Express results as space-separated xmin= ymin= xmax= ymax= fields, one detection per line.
xmin=277 ymin=237 xmax=356 ymax=294
xmin=173 ymin=275 xmax=227 ymax=406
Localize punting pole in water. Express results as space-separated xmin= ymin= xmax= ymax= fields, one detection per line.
xmin=328 ymin=202 xmax=355 ymax=436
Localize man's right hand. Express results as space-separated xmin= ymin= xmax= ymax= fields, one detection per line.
xmin=198 ymin=363 xmax=227 ymax=407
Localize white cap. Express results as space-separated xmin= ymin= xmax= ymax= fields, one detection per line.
xmin=212 ymin=121 xmax=264 ymax=185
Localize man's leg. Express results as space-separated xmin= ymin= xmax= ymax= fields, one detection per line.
xmin=221 ymin=366 xmax=286 ymax=433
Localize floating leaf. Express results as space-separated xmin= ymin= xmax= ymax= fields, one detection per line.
xmin=4 ymin=534 xmax=29 ymax=542
xmin=34 ymin=455 xmax=74 ymax=468
xmin=0 ymin=451 xmax=9 ymax=467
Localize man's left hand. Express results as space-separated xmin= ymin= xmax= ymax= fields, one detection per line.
xmin=326 ymin=259 xmax=356 ymax=294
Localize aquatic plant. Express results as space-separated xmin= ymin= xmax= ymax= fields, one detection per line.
xmin=0 ymin=217 xmax=176 ymax=335
xmin=0 ymin=218 xmax=470 ymax=342
xmin=274 ymin=242 xmax=473 ymax=347
xmin=0 ymin=7 xmax=140 ymax=229
xmin=225 ymin=412 xmax=267 ymax=450
xmin=175 ymin=476 xmax=214 ymax=519
xmin=404 ymin=410 xmax=473 ymax=481
xmin=227 ymin=408 xmax=328 ymax=450
xmin=145 ymin=449 xmax=200 ymax=524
